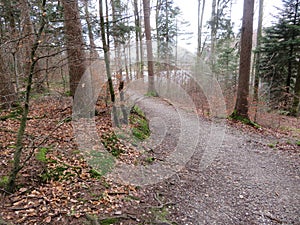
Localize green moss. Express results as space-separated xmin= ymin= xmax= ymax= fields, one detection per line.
xmin=0 ymin=106 xmax=23 ymax=121
xmin=296 ymin=140 xmax=300 ymax=146
xmin=0 ymin=176 xmax=9 ymax=188
xmin=145 ymin=157 xmax=155 ymax=164
xmin=145 ymin=91 xmax=159 ymax=97
xmin=150 ymin=206 xmax=170 ymax=223
xmin=88 ymin=169 xmax=102 ymax=179
xmin=267 ymin=143 xmax=276 ymax=148
xmin=40 ymin=166 xmax=68 ymax=182
xmin=229 ymin=110 xmax=261 ymax=128
xmin=99 ymin=218 xmax=119 ymax=225
xmin=65 ymin=90 xmax=72 ymax=97
xmin=87 ymin=151 xmax=115 ymax=176
xmin=129 ymin=106 xmax=150 ymax=141
xmin=101 ymin=133 xmax=124 ymax=157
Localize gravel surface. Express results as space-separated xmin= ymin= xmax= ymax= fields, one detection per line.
xmin=124 ymin=96 xmax=300 ymax=225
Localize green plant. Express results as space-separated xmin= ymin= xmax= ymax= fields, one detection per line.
xmin=99 ymin=218 xmax=119 ymax=225
xmin=36 ymin=147 xmax=49 ymax=163
xmin=267 ymin=143 xmax=276 ymax=148
xmin=0 ymin=176 xmax=9 ymax=188
xmin=0 ymin=106 xmax=23 ymax=121
xmin=101 ymin=133 xmax=124 ymax=157
xmin=88 ymin=169 xmax=102 ymax=179
xmin=145 ymin=156 xmax=155 ymax=164
xmin=65 ymin=90 xmax=72 ymax=96
xmin=296 ymin=140 xmax=300 ymax=146
xmin=145 ymin=91 xmax=159 ymax=97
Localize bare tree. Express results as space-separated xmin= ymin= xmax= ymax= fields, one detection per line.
xmin=0 ymin=54 xmax=16 ymax=109
xmin=83 ymin=0 xmax=99 ymax=60
xmin=253 ymin=0 xmax=264 ymax=121
xmin=197 ymin=0 xmax=206 ymax=58
xmin=133 ymin=0 xmax=143 ymax=78
xmin=291 ymin=61 xmax=300 ymax=116
xmin=62 ymin=0 xmax=86 ymax=97
xmin=143 ymin=0 xmax=156 ymax=94
xmin=232 ymin=0 xmax=254 ymax=119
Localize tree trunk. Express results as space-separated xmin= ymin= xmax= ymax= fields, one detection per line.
xmin=210 ymin=0 xmax=217 ymax=71
xmin=233 ymin=0 xmax=254 ymax=119
xmin=62 ymin=0 xmax=86 ymax=97
xmin=0 ymin=54 xmax=16 ymax=109
xmin=197 ymin=0 xmax=206 ymax=58
xmin=20 ymin=0 xmax=44 ymax=93
xmin=253 ymin=0 xmax=264 ymax=121
xmin=99 ymin=0 xmax=115 ymax=103
xmin=83 ymin=0 xmax=99 ymax=60
xmin=143 ymin=0 xmax=156 ymax=94
xmin=133 ymin=0 xmax=141 ymax=78
xmin=155 ymin=0 xmax=162 ymax=61
xmin=290 ymin=61 xmax=300 ymax=116
xmin=139 ymin=0 xmax=144 ymax=79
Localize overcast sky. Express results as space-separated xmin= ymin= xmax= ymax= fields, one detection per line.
xmin=173 ymin=0 xmax=283 ymax=52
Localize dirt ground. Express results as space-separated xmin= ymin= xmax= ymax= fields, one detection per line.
xmin=118 ymin=97 xmax=299 ymax=225
xmin=0 ymin=96 xmax=299 ymax=224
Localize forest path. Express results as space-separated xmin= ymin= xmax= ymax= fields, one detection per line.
xmin=124 ymin=96 xmax=300 ymax=225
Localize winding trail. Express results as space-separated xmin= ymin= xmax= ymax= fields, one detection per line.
xmin=124 ymin=96 xmax=300 ymax=224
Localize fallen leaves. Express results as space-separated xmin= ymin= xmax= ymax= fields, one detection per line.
xmin=0 ymin=96 xmax=141 ymax=224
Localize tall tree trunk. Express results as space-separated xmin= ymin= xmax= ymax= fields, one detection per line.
xmin=0 ymin=54 xmax=16 ymax=109
xmin=143 ymin=0 xmax=156 ymax=94
xmin=253 ymin=0 xmax=264 ymax=121
xmin=210 ymin=0 xmax=217 ymax=71
xmin=111 ymin=0 xmax=122 ymax=74
xmin=139 ymin=0 xmax=144 ymax=79
xmin=20 ymin=0 xmax=44 ymax=92
xmin=197 ymin=0 xmax=206 ymax=58
xmin=83 ymin=0 xmax=99 ymax=60
xmin=290 ymin=61 xmax=300 ymax=116
xmin=233 ymin=0 xmax=254 ymax=119
xmin=99 ymin=0 xmax=115 ymax=103
xmin=155 ymin=0 xmax=162 ymax=61
xmin=62 ymin=0 xmax=86 ymax=97
xmin=133 ymin=0 xmax=141 ymax=78
xmin=4 ymin=0 xmax=19 ymax=97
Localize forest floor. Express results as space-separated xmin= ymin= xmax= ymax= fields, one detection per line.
xmin=0 ymin=95 xmax=299 ymax=225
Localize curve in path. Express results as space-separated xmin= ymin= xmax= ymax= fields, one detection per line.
xmin=129 ymin=96 xmax=299 ymax=225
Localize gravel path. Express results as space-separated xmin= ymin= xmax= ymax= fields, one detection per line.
xmin=125 ymin=96 xmax=300 ymax=225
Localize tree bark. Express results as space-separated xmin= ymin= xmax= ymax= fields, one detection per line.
xmin=83 ymin=0 xmax=99 ymax=60
xmin=0 ymin=54 xmax=16 ymax=109
xmin=62 ymin=0 xmax=86 ymax=97
xmin=197 ymin=0 xmax=206 ymax=58
xmin=253 ymin=0 xmax=264 ymax=121
xmin=233 ymin=0 xmax=254 ymax=119
xmin=210 ymin=0 xmax=217 ymax=71
xmin=99 ymin=0 xmax=115 ymax=103
xmin=291 ymin=61 xmax=300 ymax=116
xmin=133 ymin=0 xmax=141 ymax=78
xmin=143 ymin=0 xmax=156 ymax=94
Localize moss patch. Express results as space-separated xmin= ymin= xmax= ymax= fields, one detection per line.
xmin=130 ymin=106 xmax=150 ymax=141
xmin=229 ymin=110 xmax=261 ymax=128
